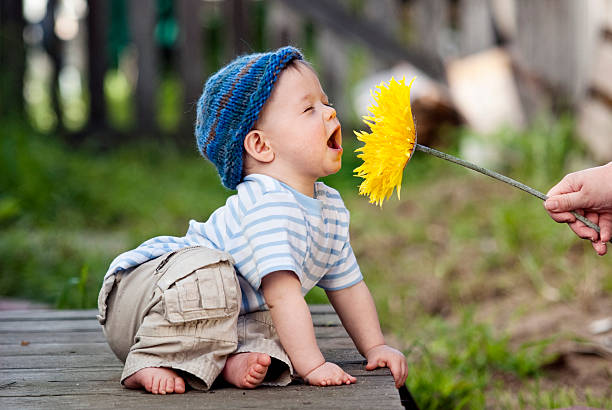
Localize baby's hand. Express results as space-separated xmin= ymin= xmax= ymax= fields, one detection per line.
xmin=365 ymin=345 xmax=408 ymax=388
xmin=304 ymin=362 xmax=356 ymax=386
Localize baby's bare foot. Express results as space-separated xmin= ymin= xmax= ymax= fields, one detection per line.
xmin=222 ymin=352 xmax=271 ymax=388
xmin=123 ymin=367 xmax=186 ymax=394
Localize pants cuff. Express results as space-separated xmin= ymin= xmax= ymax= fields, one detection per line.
xmin=121 ymin=351 xmax=223 ymax=390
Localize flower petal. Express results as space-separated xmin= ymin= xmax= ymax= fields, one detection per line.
xmin=353 ymin=77 xmax=417 ymax=206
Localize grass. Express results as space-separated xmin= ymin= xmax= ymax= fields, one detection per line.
xmin=1 ymin=118 xmax=611 ymax=407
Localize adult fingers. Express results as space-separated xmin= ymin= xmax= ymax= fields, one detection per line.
xmin=599 ymin=214 xmax=612 ymax=243
xmin=568 ymin=216 xmax=599 ymax=241
xmin=546 ymin=178 xmax=571 ymax=197
xmin=592 ymin=241 xmax=607 ymax=256
xmin=545 ymin=191 xmax=586 ymax=213
xmin=545 ymin=209 xmax=576 ymax=223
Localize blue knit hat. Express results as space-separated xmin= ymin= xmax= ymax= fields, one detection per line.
xmin=195 ymin=46 xmax=304 ymax=190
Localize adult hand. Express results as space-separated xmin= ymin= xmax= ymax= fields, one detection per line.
xmin=544 ymin=162 xmax=612 ymax=255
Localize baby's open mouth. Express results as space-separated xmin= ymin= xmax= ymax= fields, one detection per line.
xmin=327 ymin=127 xmax=342 ymax=150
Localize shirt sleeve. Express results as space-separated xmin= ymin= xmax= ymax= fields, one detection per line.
xmin=238 ymin=192 xmax=309 ymax=290
xmin=316 ymin=239 xmax=363 ymax=291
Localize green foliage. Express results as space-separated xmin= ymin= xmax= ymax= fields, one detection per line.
xmin=0 ymin=120 xmax=229 ymax=307
xmin=456 ymin=116 xmax=583 ymax=190
xmin=406 ymin=312 xmax=555 ymax=409
xmin=157 ymin=73 xmax=182 ymax=132
xmin=105 ymin=69 xmax=133 ymax=130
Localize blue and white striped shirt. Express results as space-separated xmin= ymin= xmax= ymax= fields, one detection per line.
xmin=105 ymin=174 xmax=363 ymax=313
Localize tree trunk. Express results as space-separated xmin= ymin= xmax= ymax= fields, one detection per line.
xmin=412 ymin=0 xmax=448 ymax=59
xmin=225 ymin=0 xmax=250 ymax=57
xmin=514 ymin=0 xmax=597 ymax=105
xmin=128 ymin=0 xmax=158 ymax=134
xmin=86 ymin=0 xmax=109 ymax=131
xmin=0 ymin=0 xmax=26 ymax=119
xmin=317 ymin=28 xmax=350 ymax=123
xmin=268 ymin=0 xmax=303 ymax=49
xmin=43 ymin=0 xmax=64 ymax=132
xmin=176 ymin=0 xmax=204 ymax=139
xmin=457 ymin=0 xmax=495 ymax=56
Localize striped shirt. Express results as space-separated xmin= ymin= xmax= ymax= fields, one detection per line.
xmin=105 ymin=174 xmax=363 ymax=313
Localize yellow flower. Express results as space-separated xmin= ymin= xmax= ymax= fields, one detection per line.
xmin=354 ymin=77 xmax=417 ymax=206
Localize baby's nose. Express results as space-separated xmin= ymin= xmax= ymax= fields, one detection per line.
xmin=325 ymin=105 xmax=337 ymax=120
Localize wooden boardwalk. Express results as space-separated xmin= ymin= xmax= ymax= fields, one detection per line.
xmin=0 ymin=305 xmax=415 ymax=409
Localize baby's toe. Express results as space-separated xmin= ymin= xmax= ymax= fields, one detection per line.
xmin=142 ymin=376 xmax=153 ymax=392
xmin=174 ymin=377 xmax=186 ymax=394
xmin=257 ymin=353 xmax=271 ymax=367
xmin=151 ymin=376 xmax=160 ymax=394
xmin=164 ymin=377 xmax=175 ymax=393
xmin=158 ymin=377 xmax=167 ymax=394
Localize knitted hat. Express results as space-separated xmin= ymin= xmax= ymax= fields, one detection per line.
xmin=195 ymin=46 xmax=304 ymax=190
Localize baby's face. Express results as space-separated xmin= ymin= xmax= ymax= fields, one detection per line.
xmin=255 ymin=63 xmax=343 ymax=185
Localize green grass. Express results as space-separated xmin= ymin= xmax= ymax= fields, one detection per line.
xmin=1 ymin=118 xmax=611 ymax=408
xmin=404 ymin=312 xmax=555 ymax=409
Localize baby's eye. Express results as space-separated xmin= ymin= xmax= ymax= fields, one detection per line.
xmin=303 ymin=106 xmax=314 ymax=113
xmin=324 ymin=101 xmax=334 ymax=107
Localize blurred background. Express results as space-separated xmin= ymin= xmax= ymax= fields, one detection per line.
xmin=1 ymin=0 xmax=612 ymax=407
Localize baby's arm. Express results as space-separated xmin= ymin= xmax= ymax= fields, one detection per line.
xmin=261 ymin=271 xmax=356 ymax=386
xmin=326 ymin=281 xmax=408 ymax=388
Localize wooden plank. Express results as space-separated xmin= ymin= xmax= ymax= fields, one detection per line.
xmin=314 ymin=326 xmax=350 ymax=339
xmin=279 ymin=0 xmax=445 ymax=80
xmin=0 ymin=331 xmax=107 ymax=345
xmin=0 ymin=342 xmax=114 ymax=356
xmin=0 ymin=309 xmax=96 ymax=321
xmin=0 ymin=306 xmax=404 ymax=409
xmin=446 ymin=48 xmax=525 ymax=134
xmin=591 ymin=40 xmax=612 ymax=98
xmin=605 ymin=0 xmax=612 ymax=30
xmin=0 ymin=379 xmax=403 ymax=410
xmin=458 ymin=0 xmax=495 ymax=56
xmin=0 ymin=368 xmax=121 ymax=383
xmin=0 ymin=319 xmax=101 ymax=333
xmin=308 ymin=304 xmax=334 ymax=314
xmin=578 ymin=98 xmax=612 ymax=162
xmin=0 ymin=354 xmax=122 ymax=370
xmin=0 ymin=364 xmax=392 ymax=395
xmin=0 ymin=362 xmax=385 ymax=385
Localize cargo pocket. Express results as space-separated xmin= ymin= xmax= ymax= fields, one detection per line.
xmin=157 ymin=247 xmax=240 ymax=324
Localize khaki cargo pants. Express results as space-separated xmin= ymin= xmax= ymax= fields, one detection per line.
xmin=97 ymin=246 xmax=293 ymax=390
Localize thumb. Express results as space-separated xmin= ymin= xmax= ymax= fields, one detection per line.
xmin=365 ymin=357 xmax=386 ymax=370
xmin=365 ymin=358 xmax=380 ymax=370
xmin=545 ymin=191 xmax=586 ymax=212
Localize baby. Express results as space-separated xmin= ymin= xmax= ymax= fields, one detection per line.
xmin=97 ymin=46 xmax=407 ymax=394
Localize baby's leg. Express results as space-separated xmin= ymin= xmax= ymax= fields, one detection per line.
xmin=123 ymin=367 xmax=186 ymax=394
xmin=221 ymin=352 xmax=271 ymax=388
xmin=101 ymin=247 xmax=243 ymax=392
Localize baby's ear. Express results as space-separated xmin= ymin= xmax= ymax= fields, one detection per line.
xmin=244 ymin=130 xmax=274 ymax=163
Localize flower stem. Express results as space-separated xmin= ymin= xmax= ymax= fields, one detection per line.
xmin=415 ymin=144 xmax=607 ymax=240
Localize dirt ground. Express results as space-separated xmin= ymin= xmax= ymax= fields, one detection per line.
xmin=479 ymin=290 xmax=612 ymax=399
